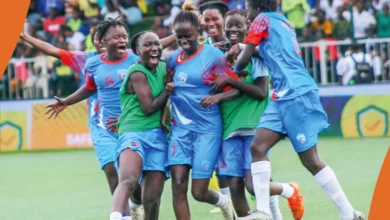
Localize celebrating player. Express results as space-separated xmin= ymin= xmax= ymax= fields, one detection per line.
xmin=109 ymin=31 xmax=173 ymax=220
xmin=231 ymin=0 xmax=365 ymax=219
xmin=198 ymin=0 xmax=231 ymax=207
xmin=164 ymin=1 xmax=241 ymax=219
xmin=44 ymin=18 xmax=139 ymax=220
xmin=201 ymin=9 xmax=304 ymax=220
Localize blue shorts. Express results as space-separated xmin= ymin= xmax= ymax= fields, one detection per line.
xmin=116 ymin=128 xmax=169 ymax=178
xmin=91 ymin=124 xmax=117 ymax=170
xmin=217 ymin=135 xmax=271 ymax=178
xmin=258 ymin=90 xmax=329 ymax=153
xmin=167 ymin=125 xmax=222 ymax=179
xmin=218 ymin=135 xmax=253 ymax=178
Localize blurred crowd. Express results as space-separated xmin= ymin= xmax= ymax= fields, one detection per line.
xmin=2 ymin=0 xmax=390 ymax=100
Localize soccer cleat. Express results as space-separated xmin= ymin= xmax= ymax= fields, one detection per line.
xmin=352 ymin=210 xmax=365 ymax=220
xmin=221 ymin=199 xmax=236 ymax=220
xmin=122 ymin=217 xmax=132 ymax=220
xmin=131 ymin=205 xmax=144 ymax=220
xmin=287 ymin=182 xmax=305 ymax=220
xmin=244 ymin=210 xmax=273 ymax=220
xmin=210 ymin=207 xmax=222 ymax=213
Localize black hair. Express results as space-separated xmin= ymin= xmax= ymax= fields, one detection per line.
xmin=224 ymin=9 xmax=247 ymax=20
xmin=173 ymin=0 xmax=200 ymax=28
xmin=60 ymin=25 xmax=73 ymax=33
xmin=247 ymin=0 xmax=277 ymax=13
xmin=130 ymin=31 xmax=156 ymax=53
xmin=199 ymin=1 xmax=229 ymax=17
xmin=95 ymin=17 xmax=129 ymax=43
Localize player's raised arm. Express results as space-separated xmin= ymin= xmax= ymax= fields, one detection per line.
xmin=20 ymin=31 xmax=61 ymax=58
xmin=234 ymin=44 xmax=256 ymax=74
xmin=160 ymin=34 xmax=176 ymax=49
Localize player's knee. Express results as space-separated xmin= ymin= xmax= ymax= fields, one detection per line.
xmin=301 ymin=158 xmax=325 ymax=175
xmin=143 ymin=193 xmax=161 ymax=210
xmin=172 ymin=177 xmax=188 ymax=197
xmin=250 ymin=141 xmax=268 ymax=158
xmin=119 ymin=175 xmax=139 ymax=193
xmin=191 ymin=187 xmax=208 ymax=202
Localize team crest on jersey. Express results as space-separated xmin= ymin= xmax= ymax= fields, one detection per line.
xmin=296 ymin=133 xmax=306 ymax=144
xmin=178 ymin=72 xmax=187 ymax=83
xmin=117 ymin=69 xmax=127 ymax=80
xmin=201 ymin=160 xmax=210 ymax=172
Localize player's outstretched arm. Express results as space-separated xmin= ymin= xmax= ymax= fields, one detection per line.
xmin=130 ymin=72 xmax=174 ymax=116
xmin=20 ymin=32 xmax=61 ymax=58
xmin=234 ymin=44 xmax=256 ymax=74
xmin=45 ymin=86 xmax=96 ymax=119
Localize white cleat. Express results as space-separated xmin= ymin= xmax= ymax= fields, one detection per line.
xmin=245 ymin=210 xmax=273 ymax=220
xmin=122 ymin=217 xmax=132 ymax=220
xmin=351 ymin=210 xmax=365 ymax=220
xmin=131 ymin=205 xmax=144 ymax=220
xmin=221 ymin=199 xmax=236 ymax=220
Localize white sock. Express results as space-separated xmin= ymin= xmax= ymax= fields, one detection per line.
xmin=280 ymin=183 xmax=294 ymax=199
xmin=314 ymin=166 xmax=354 ymax=220
xmin=110 ymin=211 xmax=122 ymax=220
xmin=128 ymin=198 xmax=141 ymax=209
xmin=214 ymin=192 xmax=229 ymax=209
xmin=219 ymin=187 xmax=231 ymax=197
xmin=270 ymin=195 xmax=283 ymax=220
xmin=251 ymin=161 xmax=271 ymax=215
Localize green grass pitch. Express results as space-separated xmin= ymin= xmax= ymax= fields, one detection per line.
xmin=0 ymin=137 xmax=388 ymax=220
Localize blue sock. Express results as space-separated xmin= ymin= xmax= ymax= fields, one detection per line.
xmin=122 ymin=211 xmax=130 ymax=217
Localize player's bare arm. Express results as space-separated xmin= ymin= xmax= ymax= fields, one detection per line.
xmin=45 ymin=86 xmax=96 ymax=119
xmin=129 ymin=72 xmax=173 ymax=116
xmin=234 ymin=43 xmax=256 ymax=73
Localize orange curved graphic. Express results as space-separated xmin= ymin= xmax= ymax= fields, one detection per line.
xmin=0 ymin=1 xmax=30 ymax=77
xmin=369 ymin=148 xmax=390 ymax=219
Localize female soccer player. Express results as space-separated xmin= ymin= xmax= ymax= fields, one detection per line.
xmin=44 ymin=18 xmax=139 ymax=220
xmin=201 ymin=9 xmax=304 ymax=220
xmin=198 ymin=0 xmax=231 ymax=205
xmin=231 ymin=0 xmax=365 ymax=219
xmin=165 ymin=2 xmax=240 ymax=220
xmin=199 ymin=1 xmax=229 ymax=48
xmin=110 ymin=31 xmax=174 ymax=220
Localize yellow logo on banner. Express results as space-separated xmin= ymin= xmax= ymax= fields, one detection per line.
xmin=357 ymin=106 xmax=388 ymax=136
xmin=341 ymin=95 xmax=390 ymax=137
xmin=0 ymin=111 xmax=27 ymax=151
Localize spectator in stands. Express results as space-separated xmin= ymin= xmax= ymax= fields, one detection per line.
xmin=332 ymin=6 xmax=351 ymax=40
xmin=44 ymin=7 xmax=66 ymax=41
xmin=336 ymin=42 xmax=377 ymax=85
xmin=67 ymin=6 xmax=84 ymax=32
xmin=38 ymin=0 xmax=65 ymax=16
xmin=60 ymin=25 xmax=86 ymax=51
xmin=318 ymin=0 xmax=344 ymax=20
xmin=372 ymin=0 xmax=390 ymax=11
xmin=311 ymin=9 xmax=333 ymax=37
xmin=120 ymin=0 xmax=143 ymax=26
xmin=376 ymin=3 xmax=390 ymax=38
xmin=281 ymin=0 xmax=311 ymax=37
xmin=78 ymin=0 xmax=101 ymax=21
xmin=101 ymin=0 xmax=127 ymax=21
xmin=163 ymin=0 xmax=183 ymax=28
xmin=345 ymin=0 xmax=376 ymax=39
xmin=298 ymin=26 xmax=315 ymax=42
xmin=27 ymin=1 xmax=42 ymax=27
